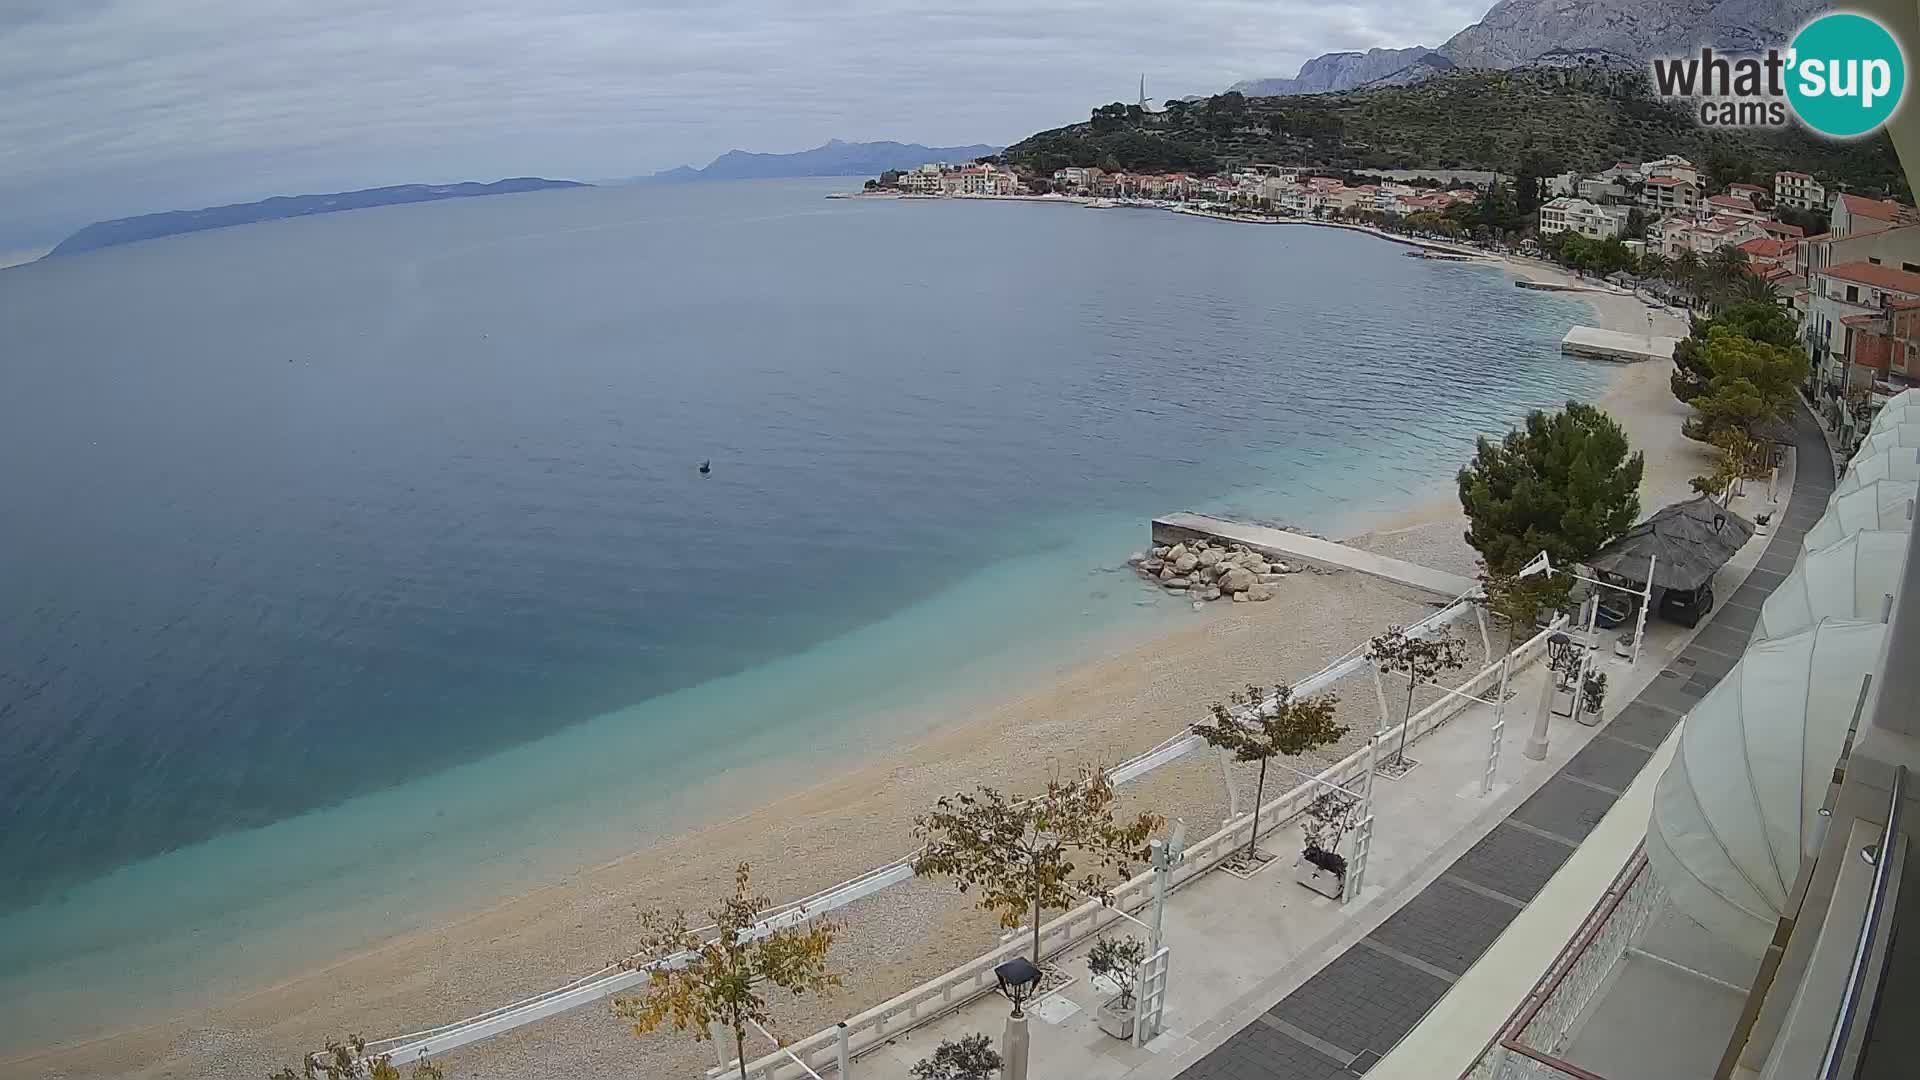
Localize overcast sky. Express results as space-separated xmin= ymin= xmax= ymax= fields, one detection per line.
xmin=0 ymin=0 xmax=1487 ymax=247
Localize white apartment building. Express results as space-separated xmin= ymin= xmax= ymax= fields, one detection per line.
xmin=1642 ymin=154 xmax=1699 ymax=185
xmin=1640 ymin=176 xmax=1700 ymax=214
xmin=1775 ymin=169 xmax=1828 ymax=211
xmin=1538 ymin=196 xmax=1627 ymax=239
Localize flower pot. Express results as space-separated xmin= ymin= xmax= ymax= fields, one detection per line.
xmin=1097 ymin=995 xmax=1137 ymax=1040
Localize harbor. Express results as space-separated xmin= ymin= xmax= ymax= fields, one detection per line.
xmin=1561 ymin=324 xmax=1680 ymax=363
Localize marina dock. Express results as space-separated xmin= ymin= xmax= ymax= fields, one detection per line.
xmin=1151 ymin=512 xmax=1476 ymax=598
xmin=1561 ymin=325 xmax=1679 ymax=363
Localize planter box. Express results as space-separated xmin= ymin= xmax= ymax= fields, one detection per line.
xmin=1097 ymin=995 xmax=1137 ymax=1040
xmin=1296 ymin=862 xmax=1345 ymax=900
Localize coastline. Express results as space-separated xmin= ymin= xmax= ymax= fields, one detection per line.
xmin=2 ymin=221 xmax=1709 ymax=1080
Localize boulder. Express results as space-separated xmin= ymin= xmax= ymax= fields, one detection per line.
xmin=1242 ymin=559 xmax=1269 ymax=575
xmin=1142 ymin=558 xmax=1165 ymax=573
xmin=1172 ymin=552 xmax=1199 ymax=574
xmin=1232 ymin=591 xmax=1249 ymax=603
xmin=1275 ymin=561 xmax=1295 ymax=574
xmin=1128 ymin=551 xmax=1147 ymax=566
xmin=1249 ymin=585 xmax=1273 ymax=602
xmin=1200 ymin=586 xmax=1222 ymax=601
xmin=1199 ymin=564 xmax=1220 ymax=583
xmin=1166 ymin=543 xmax=1189 ymax=564
xmin=1159 ymin=566 xmax=1176 ymax=581
xmin=1219 ymin=566 xmax=1256 ymax=593
xmin=1163 ymin=576 xmax=1191 ymax=591
xmin=1197 ymin=548 xmax=1224 ymax=568
xmin=1151 ymin=546 xmax=1170 ymax=559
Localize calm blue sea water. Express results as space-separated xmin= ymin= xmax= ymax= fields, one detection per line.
xmin=0 ymin=178 xmax=1602 ymax=1041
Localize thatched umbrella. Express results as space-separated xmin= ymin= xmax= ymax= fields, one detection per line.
xmin=1589 ymin=495 xmax=1756 ymax=592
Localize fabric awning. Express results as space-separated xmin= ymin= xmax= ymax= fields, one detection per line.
xmin=1803 ymin=479 xmax=1916 ymax=551
xmin=1646 ymin=619 xmax=1889 ymax=953
xmin=1855 ymin=423 xmax=1920 ymax=462
xmin=1758 ymin=530 xmax=1906 ymax=641
xmin=1589 ymin=496 xmax=1755 ymax=592
xmin=1837 ymin=446 xmax=1920 ymax=494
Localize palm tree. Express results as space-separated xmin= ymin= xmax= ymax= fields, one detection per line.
xmin=1735 ymin=269 xmax=1781 ymax=305
xmin=1671 ymin=250 xmax=1704 ymax=308
xmin=1705 ymin=246 xmax=1751 ymax=310
xmin=1638 ymin=252 xmax=1671 ymax=298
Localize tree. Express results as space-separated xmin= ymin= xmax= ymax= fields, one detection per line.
xmin=1457 ymin=402 xmax=1646 ymax=577
xmin=614 ymin=863 xmax=840 ymax=1080
xmin=1366 ymin=626 xmax=1470 ymax=767
xmin=1190 ymin=684 xmax=1346 ymax=859
xmin=1690 ymin=427 xmax=1761 ymax=504
xmin=1478 ymin=564 xmax=1561 ymax=651
xmin=914 ymin=768 xmax=1160 ymax=965
xmin=1623 ymin=207 xmax=1651 ymax=241
xmin=1683 ymin=325 xmax=1804 ymax=441
xmin=267 ymin=1037 xmax=444 ymax=1080
xmin=913 ymin=1034 xmax=1004 ymax=1080
xmin=1671 ymin=301 xmax=1799 ymax=404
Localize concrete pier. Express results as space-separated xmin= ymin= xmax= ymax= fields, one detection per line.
xmin=1151 ymin=512 xmax=1476 ymax=598
xmin=1561 ymin=325 xmax=1679 ymax=363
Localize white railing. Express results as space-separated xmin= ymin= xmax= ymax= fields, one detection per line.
xmin=729 ymin=618 xmax=1567 ymax=1080
xmin=368 ymin=584 xmax=1507 ymax=1069
xmin=1465 ymin=849 xmax=1666 ymax=1080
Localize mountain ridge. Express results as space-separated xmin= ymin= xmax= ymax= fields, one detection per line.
xmin=636 ymin=139 xmax=1002 ymax=182
xmin=1229 ymin=0 xmax=1831 ymax=97
xmin=48 ymin=178 xmax=587 ymax=257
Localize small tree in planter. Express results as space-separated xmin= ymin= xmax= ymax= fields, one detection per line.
xmin=1298 ymin=790 xmax=1361 ymax=898
xmin=268 ymin=1036 xmax=445 ymax=1080
xmin=1366 ymin=626 xmax=1470 ymax=772
xmin=914 ymin=767 xmax=1161 ymax=967
xmin=1581 ymin=669 xmax=1609 ymax=718
xmin=912 ymin=1033 xmax=1003 ymax=1080
xmin=1191 ymin=684 xmax=1346 ymax=866
xmin=1086 ymin=935 xmax=1149 ymax=1039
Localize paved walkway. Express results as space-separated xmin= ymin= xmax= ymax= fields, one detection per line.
xmin=1151 ymin=513 xmax=1476 ymax=598
xmin=1170 ymin=402 xmax=1835 ymax=1079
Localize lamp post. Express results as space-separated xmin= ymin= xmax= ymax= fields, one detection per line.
xmin=994 ymin=958 xmax=1043 ymax=1080
xmin=1527 ymin=631 xmax=1572 ymax=761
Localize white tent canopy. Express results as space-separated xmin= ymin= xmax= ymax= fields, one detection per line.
xmin=1855 ymin=423 xmax=1920 ymax=463
xmin=1870 ymin=397 xmax=1920 ymax=434
xmin=1802 ymin=479 xmax=1916 ymax=551
xmin=1757 ymin=531 xmax=1906 ymax=641
xmin=1646 ymin=619 xmax=1889 ymax=954
xmin=1836 ymin=446 xmax=1920 ymax=494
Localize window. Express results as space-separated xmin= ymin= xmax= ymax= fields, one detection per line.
xmin=1848 ymin=285 xmax=1861 ymax=302
xmin=1870 ymin=257 xmax=1883 ymax=264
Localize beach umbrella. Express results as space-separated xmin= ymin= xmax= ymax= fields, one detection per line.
xmin=1802 ymin=479 xmax=1916 ymax=551
xmin=1588 ymin=495 xmax=1755 ymax=592
xmin=1854 ymin=422 xmax=1920 ymax=462
xmin=1836 ymin=446 xmax=1920 ymax=494
xmin=1756 ymin=531 xmax=1907 ymax=641
xmin=1645 ymin=619 xmax=1889 ymax=953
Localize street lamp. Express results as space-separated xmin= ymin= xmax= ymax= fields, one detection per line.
xmin=994 ymin=958 xmax=1043 ymax=1080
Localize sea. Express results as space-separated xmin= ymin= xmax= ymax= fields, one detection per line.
xmin=0 ymin=177 xmax=1604 ymax=1048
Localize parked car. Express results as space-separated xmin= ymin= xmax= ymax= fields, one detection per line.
xmin=1660 ymin=582 xmax=1715 ymax=628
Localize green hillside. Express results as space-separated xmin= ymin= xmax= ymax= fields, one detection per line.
xmin=1003 ymin=67 xmax=1907 ymax=198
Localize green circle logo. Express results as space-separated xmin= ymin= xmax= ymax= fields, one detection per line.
xmin=1787 ymin=13 xmax=1906 ymax=137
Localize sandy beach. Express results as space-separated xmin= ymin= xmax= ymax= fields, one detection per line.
xmin=6 ymin=241 xmax=1714 ymax=1080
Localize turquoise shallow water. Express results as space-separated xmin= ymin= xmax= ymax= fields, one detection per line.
xmin=0 ymin=178 xmax=1604 ymax=1043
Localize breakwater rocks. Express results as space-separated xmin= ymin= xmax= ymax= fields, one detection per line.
xmin=1128 ymin=539 xmax=1304 ymax=603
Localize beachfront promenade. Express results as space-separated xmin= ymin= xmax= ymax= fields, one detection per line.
xmin=793 ymin=436 xmax=1804 ymax=1080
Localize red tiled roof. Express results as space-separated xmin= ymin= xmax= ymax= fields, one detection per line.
xmin=1825 ymin=260 xmax=1920 ymax=294
xmin=1739 ymin=237 xmax=1796 ymax=258
xmin=1840 ymin=193 xmax=1912 ymax=221
xmin=1706 ymin=194 xmax=1755 ymax=209
xmin=1764 ymin=221 xmax=1806 ymax=238
xmin=1776 ymin=170 xmax=1814 ymax=181
xmin=1646 ymin=176 xmax=1689 ymax=187
xmin=1730 ymin=183 xmax=1766 ymax=194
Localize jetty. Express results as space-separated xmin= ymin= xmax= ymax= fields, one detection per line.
xmin=1560 ymin=325 xmax=1679 ymax=363
xmin=1150 ymin=512 xmax=1475 ymax=597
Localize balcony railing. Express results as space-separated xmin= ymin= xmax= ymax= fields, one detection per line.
xmin=1465 ymin=847 xmax=1665 ymax=1080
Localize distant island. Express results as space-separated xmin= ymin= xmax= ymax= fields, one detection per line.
xmin=47 ymin=177 xmax=589 ymax=257
xmin=638 ymin=139 xmax=1001 ymax=183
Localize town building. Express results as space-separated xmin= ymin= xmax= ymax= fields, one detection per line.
xmin=1702 ymin=193 xmax=1766 ymax=222
xmin=1774 ymin=169 xmax=1827 ymax=210
xmin=939 ymin=164 xmax=1018 ymax=196
xmin=1640 ymin=176 xmax=1701 ymax=215
xmin=1049 ymin=166 xmax=1104 ymax=190
xmin=1806 ymin=258 xmax=1920 ymax=392
xmin=1727 ymin=182 xmax=1768 ymax=204
xmin=1538 ymin=196 xmax=1627 ymax=239
xmin=1831 ymin=192 xmax=1920 ymax=238
xmin=1642 ymin=155 xmax=1700 ymax=185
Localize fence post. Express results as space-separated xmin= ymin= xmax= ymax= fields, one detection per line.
xmin=836 ymin=1022 xmax=850 ymax=1078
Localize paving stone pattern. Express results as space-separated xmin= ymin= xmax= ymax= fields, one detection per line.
xmin=1176 ymin=403 xmax=1835 ymax=1077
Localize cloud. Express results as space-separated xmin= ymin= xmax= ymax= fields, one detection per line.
xmin=0 ymin=0 xmax=1486 ymax=239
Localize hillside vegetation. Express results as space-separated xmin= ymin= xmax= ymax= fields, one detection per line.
xmin=1004 ymin=68 xmax=1907 ymax=197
